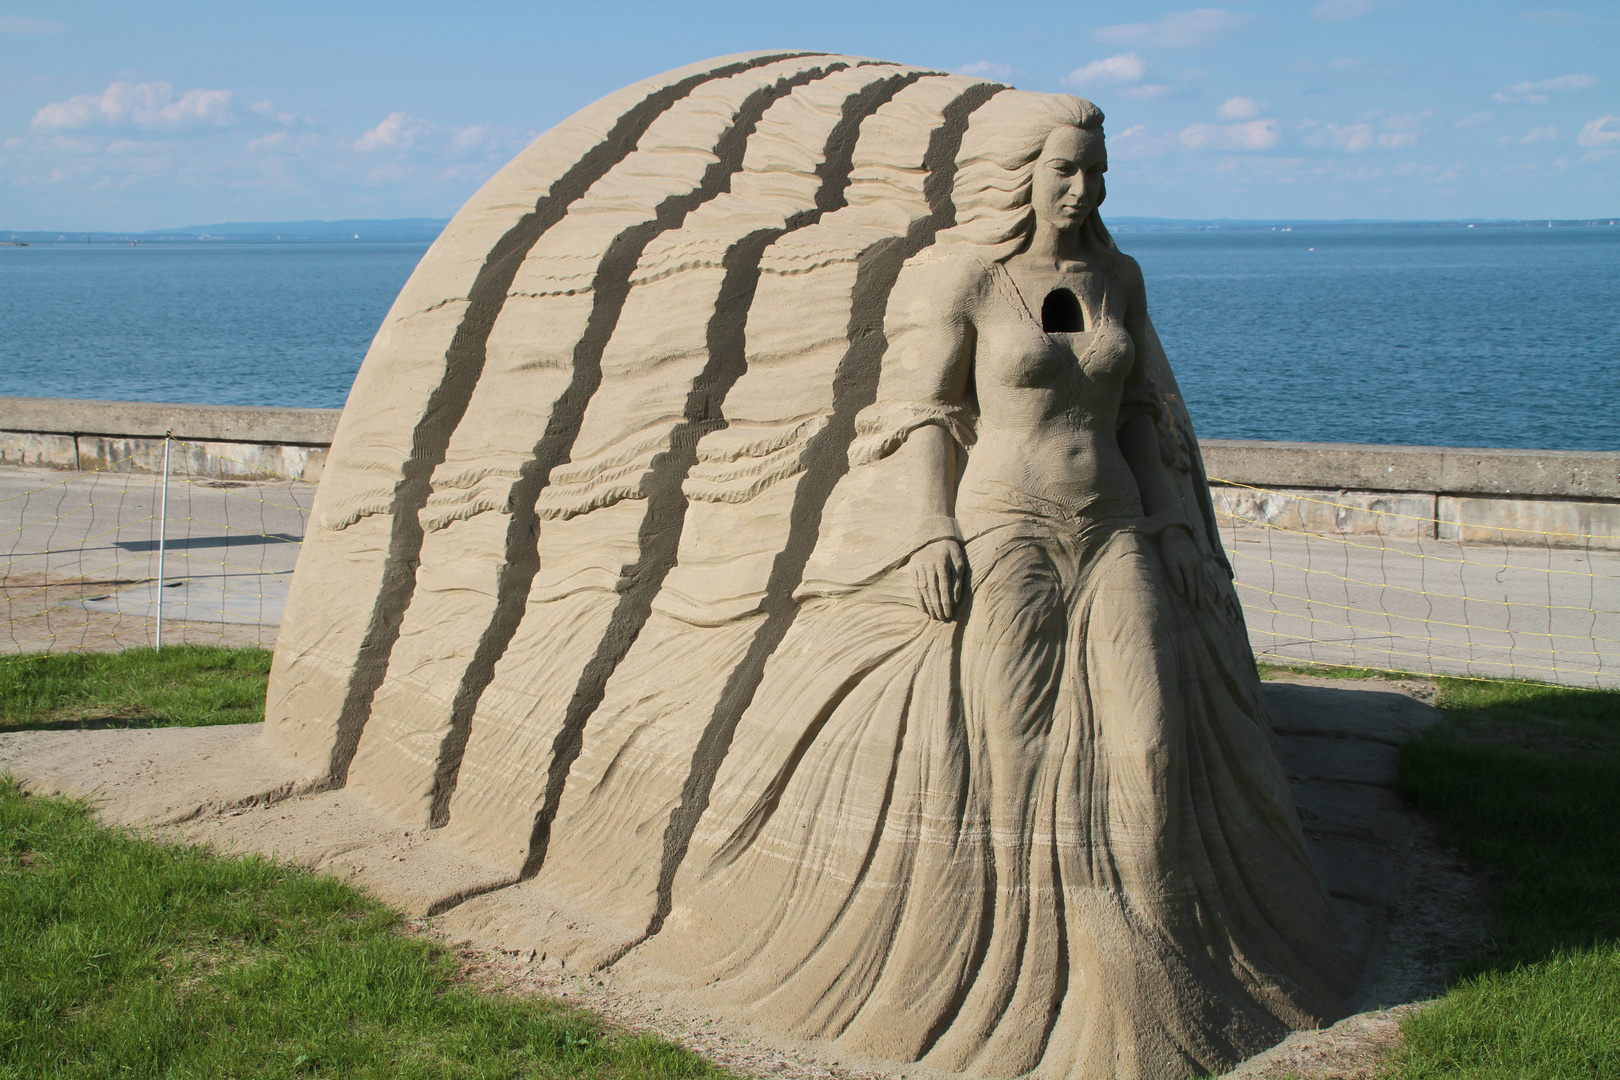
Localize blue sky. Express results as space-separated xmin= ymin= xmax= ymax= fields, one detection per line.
xmin=3 ymin=1 xmax=1616 ymax=229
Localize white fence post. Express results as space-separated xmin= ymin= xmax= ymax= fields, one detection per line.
xmin=155 ymin=432 xmax=171 ymax=649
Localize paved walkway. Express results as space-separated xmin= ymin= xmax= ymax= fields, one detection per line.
xmin=1221 ymin=518 xmax=1620 ymax=688
xmin=4 ymin=463 xmax=1617 ymax=686
xmin=2 ymin=464 xmax=310 ymax=653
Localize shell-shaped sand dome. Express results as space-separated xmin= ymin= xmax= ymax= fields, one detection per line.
xmin=266 ymin=52 xmax=1351 ymax=1080
xmin=269 ymin=49 xmax=1008 ymax=871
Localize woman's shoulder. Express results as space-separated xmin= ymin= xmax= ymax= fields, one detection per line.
xmin=1101 ymin=246 xmax=1146 ymax=290
xmin=897 ymin=244 xmax=997 ymax=298
xmin=1076 ymin=244 xmax=1146 ymax=311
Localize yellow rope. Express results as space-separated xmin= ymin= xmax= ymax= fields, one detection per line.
xmin=4 ymin=447 xmax=1615 ymax=693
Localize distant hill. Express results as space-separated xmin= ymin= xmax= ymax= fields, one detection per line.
xmin=2 ymin=218 xmax=449 ymax=243
xmin=1107 ymin=216 xmax=1619 ymax=232
xmin=5 ymin=216 xmax=1614 ymax=246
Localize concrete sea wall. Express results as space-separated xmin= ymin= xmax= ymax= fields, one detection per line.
xmin=0 ymin=396 xmax=335 ymax=482
xmin=1201 ymin=439 xmax=1620 ymax=550
xmin=3 ymin=397 xmax=1616 ymax=549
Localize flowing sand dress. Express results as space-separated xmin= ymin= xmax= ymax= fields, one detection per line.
xmin=627 ymin=245 xmax=1355 ymax=1080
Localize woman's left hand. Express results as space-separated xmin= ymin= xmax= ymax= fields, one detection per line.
xmin=1157 ymin=528 xmax=1206 ymax=610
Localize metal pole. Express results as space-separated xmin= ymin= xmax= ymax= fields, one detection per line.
xmin=155 ymin=433 xmax=170 ymax=649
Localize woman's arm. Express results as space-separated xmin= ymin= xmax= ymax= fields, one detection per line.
xmin=1117 ymin=413 xmax=1180 ymax=521
xmin=902 ymin=425 xmax=967 ymax=620
xmin=862 ymin=252 xmax=980 ymax=620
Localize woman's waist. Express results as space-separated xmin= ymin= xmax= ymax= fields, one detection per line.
xmin=957 ymin=452 xmax=1142 ymax=522
xmin=965 ymin=425 xmax=1133 ymax=476
xmin=954 ymin=475 xmax=1145 ymax=540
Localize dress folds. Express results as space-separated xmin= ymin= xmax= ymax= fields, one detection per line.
xmin=625 ymin=247 xmax=1354 ymax=1080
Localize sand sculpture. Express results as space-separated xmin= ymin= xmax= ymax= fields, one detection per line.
xmin=266 ymin=51 xmax=1354 ymax=1079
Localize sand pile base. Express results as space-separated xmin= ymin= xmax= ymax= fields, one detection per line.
xmin=0 ymin=676 xmax=1483 ymax=1079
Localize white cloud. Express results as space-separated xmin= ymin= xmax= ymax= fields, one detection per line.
xmin=1313 ymin=0 xmax=1376 ymax=21
xmin=250 ymin=100 xmax=307 ymax=127
xmin=449 ymin=126 xmax=489 ymax=154
xmin=352 ymin=112 xmax=499 ymax=160
xmin=354 ymin=112 xmax=430 ymax=152
xmin=3 ymin=101 xmax=533 ymax=229
xmin=1577 ymin=115 xmax=1620 ymax=148
xmin=1511 ymin=74 xmax=1599 ymax=93
xmin=1106 ymin=124 xmax=1178 ymax=159
xmin=32 ymin=81 xmax=235 ymax=132
xmin=1093 ymin=8 xmax=1250 ymax=49
xmin=1123 ymin=83 xmax=1180 ymax=99
xmin=246 ymin=131 xmax=291 ymax=154
xmin=1383 ymin=110 xmax=1431 ymax=131
xmin=1493 ymin=74 xmax=1598 ymax=105
xmin=1304 ymin=123 xmax=1376 ymax=152
xmin=1520 ymin=125 xmax=1559 ymax=144
xmin=1063 ymin=53 xmax=1146 ymax=86
xmin=1062 ymin=55 xmax=1199 ymax=99
xmin=1179 ymin=119 xmax=1279 ymax=151
xmin=1455 ymin=111 xmax=1494 ymax=128
xmin=1217 ymin=96 xmax=1262 ymax=120
xmin=1377 ymin=111 xmax=1430 ymax=146
xmin=956 ymin=60 xmax=1012 ymax=79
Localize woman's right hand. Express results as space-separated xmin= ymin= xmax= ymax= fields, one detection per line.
xmin=910 ymin=538 xmax=968 ymax=621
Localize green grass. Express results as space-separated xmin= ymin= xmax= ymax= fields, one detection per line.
xmin=6 ymin=648 xmax=1615 ymax=1075
xmin=0 ymin=646 xmax=271 ymax=730
xmin=1256 ymin=659 xmax=1432 ymax=685
xmin=1382 ymin=674 xmax=1620 ymax=1079
xmin=0 ymin=777 xmax=726 ymax=1079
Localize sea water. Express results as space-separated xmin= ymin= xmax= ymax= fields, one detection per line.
xmin=1 ymin=227 xmax=1616 ymax=451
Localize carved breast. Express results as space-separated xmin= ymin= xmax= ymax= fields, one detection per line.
xmin=980 ymin=272 xmax=1136 ymax=396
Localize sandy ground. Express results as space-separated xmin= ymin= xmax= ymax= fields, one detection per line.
xmin=0 ymin=675 xmax=1486 ymax=1079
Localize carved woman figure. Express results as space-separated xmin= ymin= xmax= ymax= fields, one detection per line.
xmin=632 ymin=91 xmax=1354 ymax=1080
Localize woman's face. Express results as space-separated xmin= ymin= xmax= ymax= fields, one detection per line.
xmin=1031 ymin=125 xmax=1107 ymax=234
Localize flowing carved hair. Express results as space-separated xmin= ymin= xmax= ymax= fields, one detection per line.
xmin=938 ymin=90 xmax=1115 ymax=263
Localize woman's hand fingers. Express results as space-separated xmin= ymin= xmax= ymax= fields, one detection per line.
xmin=946 ymin=543 xmax=967 ymax=608
xmin=911 ymin=540 xmax=967 ymax=622
xmin=1166 ymin=552 xmax=1190 ymax=601
xmin=917 ymin=558 xmax=946 ymax=621
xmin=918 ymin=563 xmax=942 ymax=621
xmin=910 ymin=562 xmax=933 ymax=620
xmin=928 ymin=564 xmax=949 ymax=621
xmin=1158 ymin=531 xmax=1206 ymax=611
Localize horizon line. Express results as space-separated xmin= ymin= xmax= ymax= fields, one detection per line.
xmin=7 ymin=213 xmax=1620 ymax=236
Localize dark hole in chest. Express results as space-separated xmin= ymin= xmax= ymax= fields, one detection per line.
xmin=1040 ymin=288 xmax=1085 ymax=333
